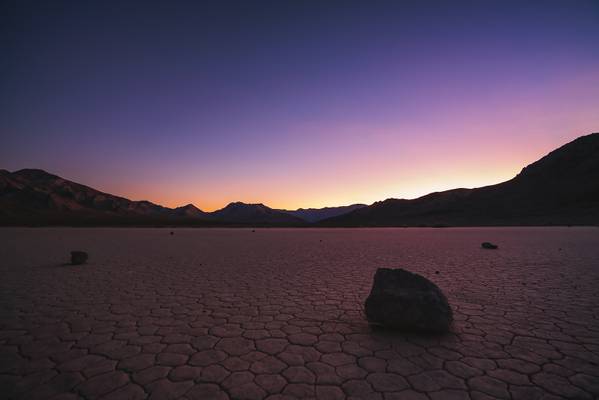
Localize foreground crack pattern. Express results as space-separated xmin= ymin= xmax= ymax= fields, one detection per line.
xmin=0 ymin=227 xmax=598 ymax=399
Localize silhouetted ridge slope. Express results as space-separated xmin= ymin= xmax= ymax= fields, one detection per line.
xmin=0 ymin=169 xmax=196 ymax=225
xmin=320 ymin=133 xmax=599 ymax=226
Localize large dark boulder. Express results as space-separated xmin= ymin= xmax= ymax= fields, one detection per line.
xmin=364 ymin=268 xmax=453 ymax=333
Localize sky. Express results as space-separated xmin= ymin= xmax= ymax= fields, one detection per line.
xmin=2 ymin=0 xmax=599 ymax=211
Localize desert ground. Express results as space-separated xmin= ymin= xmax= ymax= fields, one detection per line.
xmin=0 ymin=227 xmax=598 ymax=400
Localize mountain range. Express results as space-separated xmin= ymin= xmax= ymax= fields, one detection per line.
xmin=0 ymin=169 xmax=357 ymax=226
xmin=1 ymin=132 xmax=598 ymax=226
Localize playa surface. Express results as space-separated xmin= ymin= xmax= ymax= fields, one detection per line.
xmin=0 ymin=227 xmax=598 ymax=400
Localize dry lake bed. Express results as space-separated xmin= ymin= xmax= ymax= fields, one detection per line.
xmin=0 ymin=227 xmax=598 ymax=400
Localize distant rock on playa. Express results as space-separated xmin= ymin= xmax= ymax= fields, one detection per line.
xmin=365 ymin=268 xmax=453 ymax=333
xmin=481 ymin=242 xmax=498 ymax=249
xmin=70 ymin=251 xmax=88 ymax=265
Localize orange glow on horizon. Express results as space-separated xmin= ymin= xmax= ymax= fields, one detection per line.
xmin=108 ymin=150 xmax=536 ymax=212
xmin=41 ymin=71 xmax=599 ymax=213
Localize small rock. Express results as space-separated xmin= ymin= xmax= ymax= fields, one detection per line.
xmin=365 ymin=268 xmax=453 ymax=333
xmin=435 ymin=271 xmax=440 ymax=274
xmin=481 ymin=242 xmax=498 ymax=249
xmin=170 ymin=231 xmax=174 ymax=235
xmin=70 ymin=251 xmax=88 ymax=265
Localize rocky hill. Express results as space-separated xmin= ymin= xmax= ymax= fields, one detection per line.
xmin=320 ymin=133 xmax=599 ymax=226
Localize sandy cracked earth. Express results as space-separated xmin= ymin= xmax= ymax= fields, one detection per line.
xmin=0 ymin=227 xmax=598 ymax=399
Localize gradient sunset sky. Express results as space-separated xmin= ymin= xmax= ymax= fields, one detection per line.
xmin=2 ymin=1 xmax=599 ymax=211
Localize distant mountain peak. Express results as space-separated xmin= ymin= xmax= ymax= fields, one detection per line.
xmin=172 ymin=203 xmax=206 ymax=218
xmin=212 ymin=201 xmax=303 ymax=224
xmin=177 ymin=203 xmax=200 ymax=210
xmin=221 ymin=202 xmax=272 ymax=212
xmin=226 ymin=201 xmax=265 ymax=207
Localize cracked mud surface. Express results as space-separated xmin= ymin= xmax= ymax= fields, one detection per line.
xmin=0 ymin=227 xmax=598 ymax=399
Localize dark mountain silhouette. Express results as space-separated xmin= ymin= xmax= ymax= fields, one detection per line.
xmin=320 ymin=132 xmax=599 ymax=226
xmin=0 ymin=172 xmax=304 ymax=226
xmin=0 ymin=169 xmax=209 ymax=225
xmin=280 ymin=204 xmax=367 ymax=223
xmin=172 ymin=204 xmax=209 ymax=218
xmin=2 ymin=133 xmax=598 ymax=226
xmin=211 ymin=202 xmax=305 ymax=225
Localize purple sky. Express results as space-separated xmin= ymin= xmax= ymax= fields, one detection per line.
xmin=2 ymin=1 xmax=599 ymax=210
